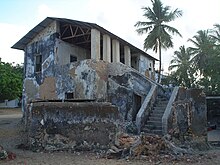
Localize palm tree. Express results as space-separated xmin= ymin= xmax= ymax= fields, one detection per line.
xmin=188 ymin=30 xmax=215 ymax=76
xmin=168 ymin=46 xmax=194 ymax=88
xmin=210 ymin=24 xmax=220 ymax=43
xmin=135 ymin=0 xmax=182 ymax=83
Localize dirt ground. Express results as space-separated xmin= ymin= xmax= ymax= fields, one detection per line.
xmin=1 ymin=108 xmax=220 ymax=165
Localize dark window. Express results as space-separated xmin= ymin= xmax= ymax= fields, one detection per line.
xmin=35 ymin=54 xmax=42 ymax=72
xmin=65 ymin=92 xmax=74 ymax=99
xmin=70 ymin=55 xmax=77 ymax=62
xmin=149 ymin=62 xmax=152 ymax=71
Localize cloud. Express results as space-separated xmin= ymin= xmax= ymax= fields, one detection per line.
xmin=2 ymin=0 xmax=220 ymax=71
xmin=0 ymin=23 xmax=27 ymax=64
xmin=37 ymin=4 xmax=58 ymax=21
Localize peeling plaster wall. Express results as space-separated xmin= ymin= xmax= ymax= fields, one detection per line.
xmin=29 ymin=102 xmax=119 ymax=151
xmin=139 ymin=55 xmax=154 ymax=80
xmin=28 ymin=21 xmax=58 ymax=45
xmin=23 ymin=32 xmax=57 ymax=108
xmin=22 ymin=24 xmax=156 ymax=125
xmin=167 ymin=88 xmax=207 ymax=142
xmin=39 ymin=77 xmax=57 ymax=100
xmin=55 ymin=39 xmax=90 ymax=65
xmin=107 ymin=62 xmax=153 ymax=121
xmin=60 ymin=60 xmax=108 ymax=101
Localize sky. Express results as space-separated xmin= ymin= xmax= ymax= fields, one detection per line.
xmin=0 ymin=0 xmax=220 ymax=73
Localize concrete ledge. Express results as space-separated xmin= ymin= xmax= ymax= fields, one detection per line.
xmin=162 ymin=86 xmax=179 ymax=135
xmin=29 ymin=102 xmax=120 ymax=151
xmin=136 ymin=84 xmax=157 ymax=133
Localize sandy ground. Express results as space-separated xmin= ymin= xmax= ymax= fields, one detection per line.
xmin=1 ymin=108 xmax=220 ymax=165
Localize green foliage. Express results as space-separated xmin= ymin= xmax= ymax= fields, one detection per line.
xmin=198 ymin=46 xmax=220 ymax=95
xmin=0 ymin=61 xmax=23 ymax=100
xmin=165 ymin=46 xmax=196 ymax=88
xmin=188 ymin=30 xmax=215 ymax=75
xmin=166 ymin=24 xmax=220 ymax=95
xmin=135 ymin=0 xmax=182 ymax=83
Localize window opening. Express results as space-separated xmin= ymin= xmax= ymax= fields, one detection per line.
xmin=70 ymin=55 xmax=77 ymax=62
xmin=65 ymin=92 xmax=74 ymax=99
xmin=35 ymin=54 xmax=42 ymax=72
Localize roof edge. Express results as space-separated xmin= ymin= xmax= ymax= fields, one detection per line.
xmin=11 ymin=17 xmax=158 ymax=61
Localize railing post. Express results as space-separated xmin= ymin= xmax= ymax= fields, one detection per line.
xmin=136 ymin=84 xmax=157 ymax=134
xmin=162 ymin=87 xmax=179 ymax=135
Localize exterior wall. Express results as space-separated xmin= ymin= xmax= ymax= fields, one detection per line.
xmin=0 ymin=99 xmax=19 ymax=108
xmin=64 ymin=60 xmax=108 ymax=100
xmin=139 ymin=54 xmax=154 ymax=80
xmin=28 ymin=21 xmax=58 ymax=45
xmin=107 ymin=62 xmax=153 ymax=121
xmin=55 ymin=39 xmax=90 ymax=65
xmin=21 ymin=23 xmax=156 ymax=126
xmin=131 ymin=54 xmax=139 ymax=70
xmin=24 ymin=59 xmax=109 ymax=103
xmin=29 ymin=102 xmax=119 ymax=151
xmin=165 ymin=88 xmax=207 ymax=143
xmin=23 ymin=32 xmax=57 ymax=116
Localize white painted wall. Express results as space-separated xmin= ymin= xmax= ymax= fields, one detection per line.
xmin=0 ymin=99 xmax=19 ymax=108
xmin=55 ymin=39 xmax=90 ymax=65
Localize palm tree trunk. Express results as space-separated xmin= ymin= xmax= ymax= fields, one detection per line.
xmin=157 ymin=38 xmax=162 ymax=83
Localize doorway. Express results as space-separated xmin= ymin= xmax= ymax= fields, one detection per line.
xmin=132 ymin=93 xmax=142 ymax=121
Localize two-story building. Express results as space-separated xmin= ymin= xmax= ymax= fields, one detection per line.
xmin=12 ymin=18 xmax=207 ymax=152
xmin=12 ymin=17 xmax=157 ymax=121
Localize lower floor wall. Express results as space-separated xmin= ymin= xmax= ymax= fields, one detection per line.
xmin=25 ymin=88 xmax=208 ymax=152
xmin=28 ymin=101 xmax=120 ymax=151
xmin=166 ymin=88 xmax=207 ymax=147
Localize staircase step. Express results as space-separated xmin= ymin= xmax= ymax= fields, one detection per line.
xmin=152 ymin=108 xmax=165 ymax=112
xmin=146 ymin=121 xmax=162 ymax=126
xmin=149 ymin=116 xmax=162 ymax=122
xmin=157 ymin=97 xmax=168 ymax=101
xmin=158 ymin=100 xmax=169 ymax=103
xmin=150 ymin=113 xmax=164 ymax=118
xmin=152 ymin=111 xmax=164 ymax=115
xmin=156 ymin=102 xmax=168 ymax=107
xmin=141 ymin=95 xmax=168 ymax=135
xmin=154 ymin=106 xmax=166 ymax=110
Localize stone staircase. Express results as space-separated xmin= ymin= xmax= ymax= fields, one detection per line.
xmin=142 ymin=97 xmax=169 ymax=135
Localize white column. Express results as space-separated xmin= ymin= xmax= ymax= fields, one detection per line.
xmin=124 ymin=46 xmax=131 ymax=67
xmin=112 ymin=39 xmax=120 ymax=63
xmin=91 ymin=29 xmax=100 ymax=60
xmin=103 ymin=34 xmax=111 ymax=62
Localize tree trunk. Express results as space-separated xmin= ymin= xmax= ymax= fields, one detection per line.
xmin=157 ymin=38 xmax=162 ymax=83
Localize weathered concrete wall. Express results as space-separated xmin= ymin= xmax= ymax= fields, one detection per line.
xmin=139 ymin=54 xmax=154 ymax=80
xmin=166 ymin=88 xmax=207 ymax=143
xmin=187 ymin=89 xmax=207 ymax=136
xmin=55 ymin=39 xmax=90 ymax=65
xmin=29 ymin=102 xmax=119 ymax=151
xmin=107 ymin=62 xmax=153 ymax=121
xmin=23 ymin=32 xmax=58 ymax=117
xmin=23 ymin=29 xmax=109 ymax=115
xmin=68 ymin=60 xmax=108 ymax=100
xmin=24 ymin=59 xmax=109 ymax=102
xmin=28 ymin=21 xmax=58 ymax=45
xmin=22 ymin=26 xmax=157 ymax=129
xmin=24 ymin=40 xmax=155 ymax=122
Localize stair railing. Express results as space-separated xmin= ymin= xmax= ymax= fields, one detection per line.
xmin=162 ymin=86 xmax=179 ymax=135
xmin=136 ymin=84 xmax=157 ymax=134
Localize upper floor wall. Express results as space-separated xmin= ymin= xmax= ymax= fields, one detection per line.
xmin=23 ymin=19 xmax=156 ymax=81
